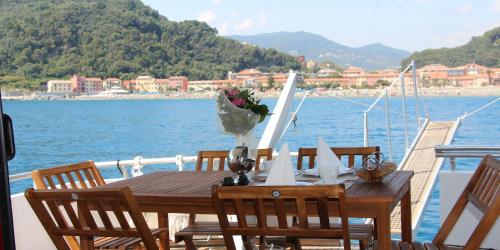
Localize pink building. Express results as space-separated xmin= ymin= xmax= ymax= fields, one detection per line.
xmin=70 ymin=75 xmax=103 ymax=94
xmin=168 ymin=76 xmax=189 ymax=91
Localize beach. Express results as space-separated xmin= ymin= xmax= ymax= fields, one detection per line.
xmin=2 ymin=86 xmax=500 ymax=101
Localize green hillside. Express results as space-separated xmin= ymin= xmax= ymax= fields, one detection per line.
xmin=0 ymin=0 xmax=300 ymax=84
xmin=402 ymin=27 xmax=500 ymax=68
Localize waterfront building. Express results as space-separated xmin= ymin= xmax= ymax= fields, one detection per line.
xmin=305 ymin=60 xmax=317 ymax=69
xmin=102 ymin=78 xmax=122 ymax=91
xmin=168 ymin=76 xmax=189 ymax=91
xmin=136 ymin=76 xmax=157 ymax=93
xmin=47 ymin=80 xmax=72 ymax=94
xmin=122 ymin=80 xmax=137 ymax=91
xmin=70 ymin=75 xmax=103 ymax=95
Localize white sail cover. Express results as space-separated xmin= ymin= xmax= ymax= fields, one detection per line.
xmin=258 ymin=72 xmax=297 ymax=149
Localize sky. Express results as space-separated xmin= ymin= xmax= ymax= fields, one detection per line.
xmin=142 ymin=0 xmax=500 ymax=52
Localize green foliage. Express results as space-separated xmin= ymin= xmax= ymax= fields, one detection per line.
xmin=376 ymin=79 xmax=391 ymax=87
xmin=402 ymin=27 xmax=500 ymax=68
xmin=0 ymin=0 xmax=301 ymax=85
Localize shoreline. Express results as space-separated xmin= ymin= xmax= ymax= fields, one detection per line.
xmin=3 ymin=86 xmax=500 ymax=101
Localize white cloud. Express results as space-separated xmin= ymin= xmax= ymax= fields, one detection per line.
xmin=213 ymin=0 xmax=222 ymax=4
xmin=492 ymin=0 xmax=500 ymax=12
xmin=197 ymin=10 xmax=215 ymax=23
xmin=234 ymin=18 xmax=254 ymax=31
xmin=231 ymin=11 xmax=240 ymax=17
xmin=218 ymin=22 xmax=229 ymax=35
xmin=457 ymin=3 xmax=472 ymax=14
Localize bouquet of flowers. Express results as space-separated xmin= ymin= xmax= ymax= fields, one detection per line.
xmin=217 ymin=88 xmax=269 ymax=136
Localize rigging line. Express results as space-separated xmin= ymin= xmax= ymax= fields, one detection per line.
xmin=461 ymin=97 xmax=499 ymax=119
xmin=416 ymin=80 xmax=429 ymax=118
xmin=327 ymin=94 xmax=417 ymax=118
xmin=277 ymin=90 xmax=310 ymax=142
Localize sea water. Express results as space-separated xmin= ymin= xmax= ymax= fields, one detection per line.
xmin=3 ymin=96 xmax=499 ymax=241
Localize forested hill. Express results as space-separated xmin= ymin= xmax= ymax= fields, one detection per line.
xmin=0 ymin=0 xmax=301 ymax=81
xmin=402 ymin=27 xmax=500 ymax=68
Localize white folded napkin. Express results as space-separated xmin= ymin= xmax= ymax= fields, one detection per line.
xmin=317 ymin=137 xmax=346 ymax=184
xmin=264 ymin=143 xmax=295 ymax=185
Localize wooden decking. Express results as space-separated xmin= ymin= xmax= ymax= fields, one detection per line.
xmin=390 ymin=120 xmax=460 ymax=234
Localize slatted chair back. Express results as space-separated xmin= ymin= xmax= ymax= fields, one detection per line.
xmin=254 ymin=148 xmax=273 ymax=171
xmin=297 ymin=146 xmax=380 ymax=170
xmin=195 ymin=150 xmax=230 ymax=171
xmin=25 ymin=187 xmax=158 ymax=250
xmin=432 ymin=155 xmax=500 ymax=250
xmin=32 ymin=161 xmax=105 ymax=190
xmin=212 ymin=185 xmax=352 ymax=250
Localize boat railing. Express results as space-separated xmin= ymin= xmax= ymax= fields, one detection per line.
xmin=363 ymin=60 xmax=429 ymax=161
xmin=434 ymin=145 xmax=500 ymax=170
xmin=8 ymin=151 xmax=299 ymax=183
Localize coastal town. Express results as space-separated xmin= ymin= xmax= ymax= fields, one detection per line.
xmin=3 ymin=62 xmax=500 ymax=100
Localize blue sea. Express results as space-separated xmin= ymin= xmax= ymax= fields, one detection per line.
xmin=3 ymin=96 xmax=499 ymax=242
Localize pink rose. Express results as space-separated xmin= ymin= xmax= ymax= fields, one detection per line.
xmin=231 ymin=98 xmax=246 ymax=107
xmin=227 ymin=89 xmax=240 ymax=97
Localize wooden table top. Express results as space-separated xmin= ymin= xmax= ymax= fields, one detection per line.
xmin=101 ymin=170 xmax=413 ymax=205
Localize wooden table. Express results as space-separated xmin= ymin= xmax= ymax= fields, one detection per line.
xmin=100 ymin=170 xmax=414 ymax=249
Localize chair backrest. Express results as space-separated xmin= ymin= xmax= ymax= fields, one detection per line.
xmin=297 ymin=146 xmax=380 ymax=170
xmin=195 ymin=150 xmax=230 ymax=171
xmin=25 ymin=187 xmax=158 ymax=250
xmin=433 ymin=155 xmax=500 ymax=249
xmin=32 ymin=161 xmax=105 ymax=190
xmin=212 ymin=185 xmax=351 ymax=250
xmin=254 ymin=148 xmax=273 ymax=171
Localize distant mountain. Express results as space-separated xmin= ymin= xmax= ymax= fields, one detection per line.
xmin=228 ymin=31 xmax=410 ymax=71
xmin=402 ymin=27 xmax=500 ymax=68
xmin=0 ymin=0 xmax=300 ymax=81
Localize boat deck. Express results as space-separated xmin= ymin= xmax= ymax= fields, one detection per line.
xmin=390 ymin=120 xmax=460 ymax=234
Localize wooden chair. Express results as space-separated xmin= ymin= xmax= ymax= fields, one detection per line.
xmin=195 ymin=148 xmax=273 ymax=172
xmin=32 ymin=161 xmax=106 ymax=190
xmin=210 ymin=184 xmax=373 ymax=250
xmin=387 ymin=155 xmax=499 ymax=250
xmin=254 ymin=148 xmax=273 ymax=171
xmin=297 ymin=146 xmax=380 ymax=170
xmin=180 ymin=149 xmax=273 ymax=247
xmin=25 ymin=187 xmax=166 ymax=250
xmin=195 ymin=150 xmax=230 ymax=171
xmin=32 ymin=161 xmax=107 ymax=249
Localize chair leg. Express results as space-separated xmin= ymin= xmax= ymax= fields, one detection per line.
xmin=183 ymin=235 xmax=196 ymax=250
xmin=287 ymin=237 xmax=302 ymax=250
xmin=359 ymin=239 xmax=369 ymax=250
xmin=242 ymin=236 xmax=256 ymax=250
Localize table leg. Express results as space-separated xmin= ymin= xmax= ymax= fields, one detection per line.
xmin=158 ymin=212 xmax=170 ymax=250
xmin=375 ymin=205 xmax=391 ymax=249
xmin=401 ymin=184 xmax=412 ymax=242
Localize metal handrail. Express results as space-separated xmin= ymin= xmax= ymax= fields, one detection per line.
xmin=8 ymin=151 xmax=299 ymax=182
xmin=435 ymin=145 xmax=500 ymax=158
xmin=435 ymin=144 xmax=500 ymax=171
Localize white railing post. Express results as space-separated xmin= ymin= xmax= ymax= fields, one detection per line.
xmin=450 ymin=157 xmax=456 ymax=171
xmin=412 ymin=60 xmax=422 ymax=128
xmin=175 ymin=155 xmax=184 ymax=171
xmin=363 ymin=110 xmax=369 ymax=146
xmin=132 ymin=155 xmax=143 ymax=177
xmin=119 ymin=164 xmax=128 ymax=178
xmin=384 ymin=89 xmax=393 ymax=160
xmin=401 ymin=73 xmax=410 ymax=151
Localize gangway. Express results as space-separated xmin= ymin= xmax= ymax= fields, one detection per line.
xmin=390 ymin=119 xmax=460 ymax=234
xmin=360 ymin=60 xmax=498 ymax=235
